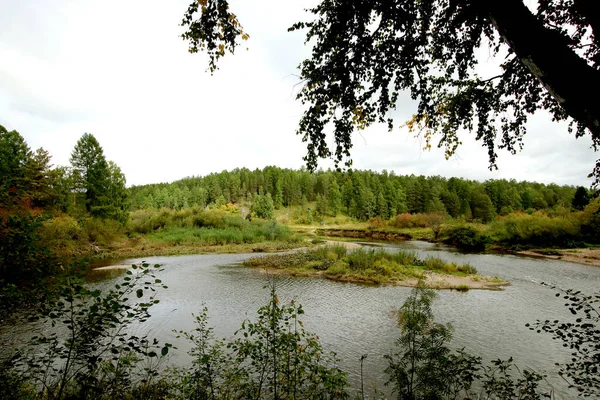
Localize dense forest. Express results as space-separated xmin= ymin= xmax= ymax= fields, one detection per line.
xmin=129 ymin=166 xmax=591 ymax=222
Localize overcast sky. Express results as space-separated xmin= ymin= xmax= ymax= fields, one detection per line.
xmin=0 ymin=0 xmax=597 ymax=187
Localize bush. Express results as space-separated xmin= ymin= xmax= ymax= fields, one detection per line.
xmin=39 ymin=215 xmax=86 ymax=251
xmin=368 ymin=216 xmax=386 ymax=228
xmin=81 ymin=217 xmax=122 ymax=246
xmin=251 ymin=194 xmax=275 ymax=219
xmin=490 ymin=212 xmax=581 ymax=248
xmin=3 ymin=264 xmax=171 ymax=399
xmin=443 ymin=225 xmax=489 ymax=251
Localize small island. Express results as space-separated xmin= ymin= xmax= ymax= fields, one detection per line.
xmin=244 ymin=244 xmax=508 ymax=290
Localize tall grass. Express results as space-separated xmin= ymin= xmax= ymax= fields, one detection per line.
xmin=132 ymin=208 xmax=298 ymax=246
xmin=246 ymin=246 xmax=478 ymax=284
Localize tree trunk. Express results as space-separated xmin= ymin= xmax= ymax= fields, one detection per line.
xmin=479 ymin=0 xmax=600 ymax=142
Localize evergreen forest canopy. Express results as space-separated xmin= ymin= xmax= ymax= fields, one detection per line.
xmin=129 ymin=166 xmax=587 ymax=223
xmin=181 ymin=0 xmax=600 ymax=185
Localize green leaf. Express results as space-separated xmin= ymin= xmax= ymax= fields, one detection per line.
xmin=161 ymin=346 xmax=169 ymax=356
xmin=136 ymin=289 xmax=143 ymax=298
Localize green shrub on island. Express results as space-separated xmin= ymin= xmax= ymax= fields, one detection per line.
xmin=244 ymin=246 xmax=478 ymax=284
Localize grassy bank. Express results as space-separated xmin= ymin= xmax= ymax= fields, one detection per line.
xmin=38 ymin=208 xmax=307 ymax=260
xmin=244 ymin=245 xmax=507 ymax=289
xmin=281 ymin=204 xmax=600 ymax=258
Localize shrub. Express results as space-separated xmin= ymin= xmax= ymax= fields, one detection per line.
xmin=4 ymin=264 xmax=171 ymax=399
xmin=326 ymin=260 xmax=349 ymax=275
xmin=443 ymin=225 xmax=489 ymax=251
xmin=490 ymin=212 xmax=581 ymax=248
xmin=81 ymin=217 xmax=122 ymax=246
xmin=368 ymin=216 xmax=386 ymax=228
xmin=389 ymin=250 xmax=419 ymax=266
xmin=345 ymin=249 xmax=376 ymax=271
xmin=39 ymin=215 xmax=86 ymax=249
xmin=386 ymin=285 xmax=550 ymax=399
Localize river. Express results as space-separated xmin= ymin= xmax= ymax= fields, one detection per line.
xmin=89 ymin=241 xmax=600 ymax=399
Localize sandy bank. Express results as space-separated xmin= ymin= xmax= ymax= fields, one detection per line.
xmin=255 ymin=268 xmax=508 ymax=290
xmin=518 ymin=248 xmax=600 ymax=267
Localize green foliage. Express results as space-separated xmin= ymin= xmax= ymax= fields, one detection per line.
xmin=252 ymin=193 xmax=275 ymax=219
xmin=23 ymin=148 xmax=58 ymax=208
xmin=283 ymin=0 xmax=599 ymax=182
xmin=173 ymin=285 xmax=349 ymax=399
xmin=245 ymin=247 xmax=480 ymax=285
xmin=229 ymin=284 xmax=348 ymax=398
xmin=1 ymin=271 xmax=570 ymax=400
xmin=70 ymin=133 xmax=129 ymax=221
xmin=572 ymin=186 xmax=590 ymax=211
xmin=490 ymin=212 xmax=582 ymax=249
xmin=471 ymin=190 xmax=496 ymax=224
xmin=180 ymin=0 xmax=248 ymax=73
xmin=38 ymin=215 xmax=86 ymax=253
xmin=0 ymin=125 xmax=30 ymax=190
xmin=129 ymin=167 xmax=580 ymax=230
xmin=37 ymin=216 xmax=124 ymax=257
xmin=3 ymin=263 xmax=170 ymax=399
xmin=527 ymin=285 xmax=600 ymax=397
xmin=175 ymin=306 xmax=228 ymax=399
xmin=386 ymin=285 xmax=551 ymax=400
xmin=130 ymin=208 xmax=296 ymax=246
xmin=385 ymin=285 xmax=477 ymax=399
xmin=442 ymin=225 xmax=490 ymax=251
xmin=580 ymin=197 xmax=600 ymax=243
xmin=328 ymin=179 xmax=342 ymax=216
xmin=0 ymin=191 xmax=54 ymax=283
xmin=81 ymin=217 xmax=123 ymax=246
xmin=479 ymin=358 xmax=550 ymax=400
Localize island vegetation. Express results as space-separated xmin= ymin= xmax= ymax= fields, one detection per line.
xmin=243 ymin=245 xmax=506 ymax=290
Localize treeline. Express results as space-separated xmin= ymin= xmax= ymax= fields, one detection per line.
xmin=0 ymin=126 xmax=128 ymax=222
xmin=0 ymin=124 xmax=128 ymax=286
xmin=130 ymin=167 xmax=592 ymax=222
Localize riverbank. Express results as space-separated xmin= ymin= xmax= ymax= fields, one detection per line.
xmin=518 ymin=248 xmax=600 ymax=267
xmin=315 ymin=226 xmax=600 ymax=269
xmin=243 ymin=245 xmax=508 ymax=290
xmin=102 ymin=236 xmax=308 ymax=259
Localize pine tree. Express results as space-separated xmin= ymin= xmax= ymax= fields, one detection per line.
xmin=0 ymin=125 xmax=30 ymax=190
xmin=328 ymin=179 xmax=342 ymax=217
xmin=70 ymin=133 xmax=128 ymax=221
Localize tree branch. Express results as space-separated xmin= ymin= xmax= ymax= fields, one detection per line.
xmin=477 ymin=0 xmax=600 ymax=140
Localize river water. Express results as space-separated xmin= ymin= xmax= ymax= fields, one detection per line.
xmin=89 ymin=241 xmax=600 ymax=399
